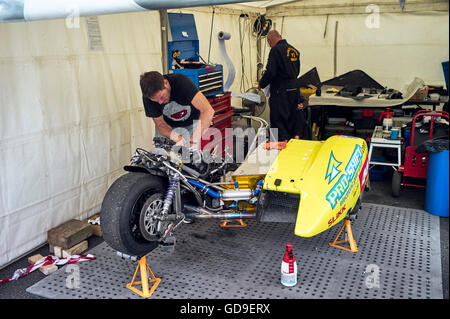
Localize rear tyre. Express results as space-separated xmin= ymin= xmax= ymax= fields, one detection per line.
xmin=100 ymin=172 xmax=165 ymax=256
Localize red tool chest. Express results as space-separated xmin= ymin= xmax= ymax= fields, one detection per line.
xmin=201 ymin=92 xmax=234 ymax=157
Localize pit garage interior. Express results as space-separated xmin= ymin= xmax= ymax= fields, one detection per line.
xmin=0 ymin=0 xmax=448 ymax=304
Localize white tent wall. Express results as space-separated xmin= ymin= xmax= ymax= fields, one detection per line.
xmin=0 ymin=6 xmax=259 ymax=268
xmin=0 ymin=11 xmax=162 ymax=268
xmin=265 ymin=1 xmax=449 ymax=91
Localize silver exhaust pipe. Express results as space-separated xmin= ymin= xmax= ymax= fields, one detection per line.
xmin=184 ymin=205 xmax=255 ymax=219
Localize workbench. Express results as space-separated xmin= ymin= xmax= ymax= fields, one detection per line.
xmin=368 ymin=126 xmax=403 ymax=171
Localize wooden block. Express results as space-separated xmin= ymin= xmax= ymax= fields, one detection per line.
xmin=27 ymin=254 xmax=58 ymax=275
xmin=27 ymin=254 xmax=43 ymax=264
xmin=62 ymin=240 xmax=88 ymax=258
xmin=54 ymin=246 xmax=63 ymax=258
xmin=84 ymin=214 xmax=102 ymax=237
xmin=47 ymin=219 xmax=93 ymax=249
xmin=39 ymin=264 xmax=58 ymax=276
xmin=90 ymin=224 xmax=102 ymax=237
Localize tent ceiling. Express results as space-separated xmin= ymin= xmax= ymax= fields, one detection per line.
xmin=237 ymin=0 xmax=300 ymax=8
xmin=236 ymin=0 xmax=448 ymax=16
xmin=1 ymin=0 xmax=447 ymax=22
xmin=0 ymin=0 xmax=264 ymax=22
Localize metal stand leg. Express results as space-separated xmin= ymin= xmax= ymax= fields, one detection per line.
xmin=329 ymin=219 xmax=358 ymax=253
xmin=126 ymin=256 xmax=161 ymax=298
xmin=220 ymin=219 xmax=247 ymax=228
xmin=368 ymin=143 xmax=374 ymax=165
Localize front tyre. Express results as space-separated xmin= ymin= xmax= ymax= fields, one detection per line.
xmin=100 ymin=172 xmax=165 ymax=256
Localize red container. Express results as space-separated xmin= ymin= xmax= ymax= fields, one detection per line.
xmin=201 ymin=93 xmax=234 ymax=157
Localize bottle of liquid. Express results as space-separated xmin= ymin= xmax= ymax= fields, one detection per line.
xmin=378 ymin=108 xmax=394 ymax=133
xmin=281 ymin=243 xmax=297 ymax=287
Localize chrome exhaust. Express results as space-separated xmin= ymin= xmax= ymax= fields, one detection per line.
xmin=184 ymin=205 xmax=255 ymax=219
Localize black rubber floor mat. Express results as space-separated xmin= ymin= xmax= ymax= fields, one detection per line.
xmin=26 ymin=203 xmax=443 ymax=299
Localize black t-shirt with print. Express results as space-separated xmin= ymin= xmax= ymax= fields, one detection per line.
xmin=142 ymin=73 xmax=200 ymax=128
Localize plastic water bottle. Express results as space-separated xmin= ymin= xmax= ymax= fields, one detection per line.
xmin=281 ymin=243 xmax=297 ymax=287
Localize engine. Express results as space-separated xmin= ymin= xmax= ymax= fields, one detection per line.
xmin=149 ymin=136 xmax=230 ymax=182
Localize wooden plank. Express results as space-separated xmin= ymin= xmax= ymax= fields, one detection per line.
xmin=62 ymin=241 xmax=88 ymax=258
xmin=47 ymin=219 xmax=93 ymax=249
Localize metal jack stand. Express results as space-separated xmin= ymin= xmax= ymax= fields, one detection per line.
xmin=329 ymin=218 xmax=358 ymax=253
xmin=126 ymin=255 xmax=161 ymax=298
xmin=220 ymin=219 xmax=247 ymax=228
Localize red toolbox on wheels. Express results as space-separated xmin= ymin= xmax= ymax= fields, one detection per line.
xmin=393 ymin=110 xmax=449 ymax=196
xmin=201 ymin=92 xmax=234 ymax=158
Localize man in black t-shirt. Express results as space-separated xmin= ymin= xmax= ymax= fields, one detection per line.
xmin=140 ymin=71 xmax=215 ymax=147
xmin=258 ymin=30 xmax=306 ymax=141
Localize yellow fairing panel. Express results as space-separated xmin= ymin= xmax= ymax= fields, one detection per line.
xmin=264 ymin=136 xmax=369 ymax=237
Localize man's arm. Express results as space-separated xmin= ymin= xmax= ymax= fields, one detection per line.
xmin=297 ymin=93 xmax=308 ymax=110
xmin=190 ymin=91 xmax=215 ymax=146
xmin=258 ymin=50 xmax=278 ymax=89
xmin=152 ymin=116 xmax=187 ymax=146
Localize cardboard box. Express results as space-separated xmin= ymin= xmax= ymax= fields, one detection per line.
xmin=409 ymin=86 xmax=429 ymax=101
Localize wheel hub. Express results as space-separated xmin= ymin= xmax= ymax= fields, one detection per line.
xmin=139 ymin=195 xmax=165 ymax=241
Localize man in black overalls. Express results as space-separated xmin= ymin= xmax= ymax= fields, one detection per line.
xmin=258 ymin=30 xmax=306 ymax=141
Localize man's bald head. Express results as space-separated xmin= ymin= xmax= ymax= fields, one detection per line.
xmin=267 ymin=30 xmax=282 ymax=48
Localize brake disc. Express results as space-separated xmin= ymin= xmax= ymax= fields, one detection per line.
xmin=139 ymin=195 xmax=165 ymax=241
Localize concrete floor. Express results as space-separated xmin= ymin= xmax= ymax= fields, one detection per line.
xmin=0 ymin=172 xmax=448 ymax=299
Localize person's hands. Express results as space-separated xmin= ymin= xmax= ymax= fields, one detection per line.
xmin=189 ymin=138 xmax=200 ymax=150
xmin=297 ymin=103 xmax=304 ymax=110
xmin=175 ymin=137 xmax=187 ymax=147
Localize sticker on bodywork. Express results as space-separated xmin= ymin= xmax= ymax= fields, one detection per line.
xmin=325 ymin=151 xmax=342 ymax=184
xmin=359 ymin=154 xmax=369 ymax=192
xmin=326 ymin=145 xmax=363 ymax=209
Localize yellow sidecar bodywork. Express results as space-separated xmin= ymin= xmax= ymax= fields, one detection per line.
xmin=259 ymin=135 xmax=369 ymax=237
